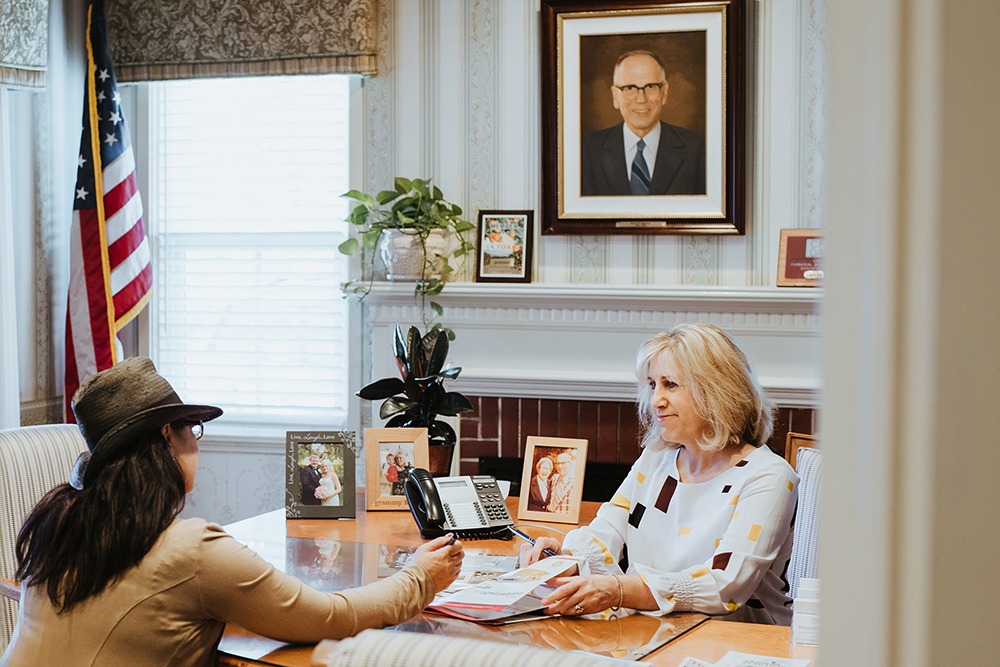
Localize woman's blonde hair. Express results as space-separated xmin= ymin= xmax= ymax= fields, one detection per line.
xmin=635 ymin=323 xmax=773 ymax=452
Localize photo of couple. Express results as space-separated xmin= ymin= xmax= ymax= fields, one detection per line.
xmin=297 ymin=445 xmax=345 ymax=507
xmin=525 ymin=448 xmax=577 ymax=514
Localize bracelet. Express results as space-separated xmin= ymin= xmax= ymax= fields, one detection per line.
xmin=610 ymin=574 xmax=624 ymax=612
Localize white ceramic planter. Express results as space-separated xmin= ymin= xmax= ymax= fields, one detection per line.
xmin=378 ymin=228 xmax=450 ymax=281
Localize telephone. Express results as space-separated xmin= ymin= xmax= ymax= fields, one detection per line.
xmin=404 ymin=468 xmax=515 ymax=540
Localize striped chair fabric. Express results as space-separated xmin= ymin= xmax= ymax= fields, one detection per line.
xmin=788 ymin=446 xmax=822 ymax=599
xmin=321 ymin=628 xmax=633 ymax=667
xmin=0 ymin=424 xmax=88 ymax=651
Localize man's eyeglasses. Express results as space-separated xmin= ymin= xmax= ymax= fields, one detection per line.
xmin=614 ymin=82 xmax=665 ymax=99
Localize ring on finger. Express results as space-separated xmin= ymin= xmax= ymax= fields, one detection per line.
xmin=574 ymin=603 xmax=585 ymax=615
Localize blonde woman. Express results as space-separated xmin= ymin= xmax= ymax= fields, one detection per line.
xmin=522 ymin=324 xmax=798 ymax=625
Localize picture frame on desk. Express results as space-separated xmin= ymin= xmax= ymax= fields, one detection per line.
xmin=285 ymin=431 xmax=357 ymax=519
xmin=517 ymin=435 xmax=589 ymax=525
xmin=475 ymin=210 xmax=533 ymax=283
xmin=776 ymin=228 xmax=824 ymax=287
xmin=364 ymin=427 xmax=429 ymax=511
xmin=540 ymin=0 xmax=749 ymax=236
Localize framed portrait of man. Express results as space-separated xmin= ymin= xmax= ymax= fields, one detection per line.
xmin=540 ymin=0 xmax=750 ymax=235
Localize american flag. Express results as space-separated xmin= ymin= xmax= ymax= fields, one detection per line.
xmin=65 ymin=0 xmax=152 ymax=420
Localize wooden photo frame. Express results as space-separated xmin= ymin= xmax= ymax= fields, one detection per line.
xmin=364 ymin=427 xmax=429 ymax=511
xmin=517 ymin=435 xmax=589 ymax=525
xmin=777 ymin=228 xmax=824 ymax=287
xmin=475 ymin=210 xmax=534 ymax=283
xmin=541 ymin=0 xmax=749 ymax=235
xmin=285 ymin=431 xmax=357 ymax=519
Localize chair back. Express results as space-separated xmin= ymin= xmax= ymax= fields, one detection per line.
xmin=784 ymin=431 xmax=817 ymax=470
xmin=788 ymin=445 xmax=821 ymax=599
xmin=0 ymin=424 xmax=88 ymax=651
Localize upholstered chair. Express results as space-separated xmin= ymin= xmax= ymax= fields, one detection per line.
xmin=0 ymin=424 xmax=87 ymax=651
xmin=788 ymin=446 xmax=822 ymax=599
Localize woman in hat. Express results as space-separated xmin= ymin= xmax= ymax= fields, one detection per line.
xmin=1 ymin=357 xmax=464 ymax=666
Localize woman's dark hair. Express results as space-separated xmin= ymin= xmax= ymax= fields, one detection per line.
xmin=15 ymin=428 xmax=187 ymax=612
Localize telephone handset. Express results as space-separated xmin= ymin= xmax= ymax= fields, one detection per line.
xmin=404 ymin=468 xmax=515 ymax=540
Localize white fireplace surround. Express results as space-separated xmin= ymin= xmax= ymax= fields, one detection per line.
xmin=363 ymin=283 xmax=823 ymax=409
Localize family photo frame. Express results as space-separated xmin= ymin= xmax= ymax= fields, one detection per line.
xmin=540 ymin=0 xmax=749 ymax=235
xmin=364 ymin=427 xmax=429 ymax=511
xmin=517 ymin=435 xmax=589 ymax=525
xmin=285 ymin=431 xmax=357 ymax=519
xmin=475 ymin=210 xmax=533 ymax=283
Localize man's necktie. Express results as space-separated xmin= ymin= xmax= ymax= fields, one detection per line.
xmin=630 ymin=138 xmax=652 ymax=195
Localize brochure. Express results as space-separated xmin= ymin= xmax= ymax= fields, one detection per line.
xmin=426 ymin=555 xmax=580 ymax=624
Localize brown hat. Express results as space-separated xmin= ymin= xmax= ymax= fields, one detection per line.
xmin=71 ymin=357 xmax=222 ymax=467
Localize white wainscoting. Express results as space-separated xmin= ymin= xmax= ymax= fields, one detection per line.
xmin=363 ymin=282 xmax=823 ymax=409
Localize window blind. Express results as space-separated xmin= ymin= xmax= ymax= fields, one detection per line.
xmin=148 ymin=75 xmax=352 ymax=435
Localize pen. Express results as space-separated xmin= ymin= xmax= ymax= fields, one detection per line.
xmin=445 ymin=533 xmax=457 ymax=545
xmin=507 ymin=526 xmax=558 ymax=557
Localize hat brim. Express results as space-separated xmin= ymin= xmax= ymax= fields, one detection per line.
xmin=92 ymin=402 xmax=223 ymax=456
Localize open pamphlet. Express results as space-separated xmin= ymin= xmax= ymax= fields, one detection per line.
xmin=426 ymin=555 xmax=581 ymax=624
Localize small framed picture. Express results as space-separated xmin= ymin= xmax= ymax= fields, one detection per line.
xmin=517 ymin=435 xmax=589 ymax=525
xmin=475 ymin=210 xmax=533 ymax=283
xmin=364 ymin=427 xmax=430 ymax=511
xmin=285 ymin=431 xmax=357 ymax=519
xmin=777 ymin=228 xmax=824 ymax=287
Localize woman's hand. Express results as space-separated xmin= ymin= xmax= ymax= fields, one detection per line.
xmin=540 ymin=574 xmax=619 ymax=616
xmin=519 ymin=536 xmax=563 ymax=567
xmin=411 ymin=534 xmax=464 ymax=593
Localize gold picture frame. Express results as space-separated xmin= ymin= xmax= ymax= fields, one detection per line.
xmin=364 ymin=427 xmax=429 ymax=511
xmin=517 ymin=435 xmax=589 ymax=525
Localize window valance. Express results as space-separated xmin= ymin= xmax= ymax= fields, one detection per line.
xmin=105 ymin=0 xmax=379 ymax=82
xmin=0 ymin=0 xmax=48 ymax=89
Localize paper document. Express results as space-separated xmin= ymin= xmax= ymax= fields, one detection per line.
xmin=703 ymin=652 xmax=812 ymax=667
xmin=427 ymin=555 xmax=580 ymax=623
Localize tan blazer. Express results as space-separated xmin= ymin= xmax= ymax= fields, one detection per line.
xmin=1 ymin=518 xmax=434 ymax=666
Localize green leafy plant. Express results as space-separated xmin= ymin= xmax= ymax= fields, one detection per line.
xmin=338 ymin=177 xmax=475 ymax=334
xmin=358 ymin=324 xmax=474 ymax=447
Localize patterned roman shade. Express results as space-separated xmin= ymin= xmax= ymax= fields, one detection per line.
xmin=0 ymin=0 xmax=48 ymax=88
xmin=105 ymin=0 xmax=379 ymax=82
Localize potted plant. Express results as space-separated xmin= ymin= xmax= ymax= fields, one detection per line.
xmin=338 ymin=177 xmax=475 ymax=333
xmin=357 ymin=324 xmax=474 ymax=476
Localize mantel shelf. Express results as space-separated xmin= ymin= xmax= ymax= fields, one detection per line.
xmin=352 ymin=281 xmax=823 ymax=314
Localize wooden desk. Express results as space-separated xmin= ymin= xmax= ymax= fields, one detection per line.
xmin=217 ymin=493 xmax=816 ymax=666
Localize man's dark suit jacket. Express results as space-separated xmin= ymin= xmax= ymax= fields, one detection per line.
xmin=580 ymin=121 xmax=706 ymax=196
xmin=299 ymin=465 xmax=322 ymax=505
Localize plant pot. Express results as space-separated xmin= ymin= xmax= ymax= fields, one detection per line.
xmin=379 ymin=229 xmax=450 ymax=281
xmin=427 ymin=444 xmax=455 ymax=477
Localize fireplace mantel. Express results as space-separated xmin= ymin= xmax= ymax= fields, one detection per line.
xmin=362 ymin=283 xmax=823 ymax=407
